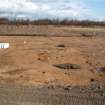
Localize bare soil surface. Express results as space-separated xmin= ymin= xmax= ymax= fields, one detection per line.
xmin=0 ymin=26 xmax=105 ymax=104
xmin=0 ymin=36 xmax=105 ymax=86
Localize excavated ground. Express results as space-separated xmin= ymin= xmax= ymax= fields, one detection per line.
xmin=0 ymin=26 xmax=105 ymax=104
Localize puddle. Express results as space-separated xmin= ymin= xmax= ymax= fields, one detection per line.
xmin=53 ymin=63 xmax=81 ymax=70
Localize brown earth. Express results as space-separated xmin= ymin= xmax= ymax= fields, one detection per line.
xmin=0 ymin=35 xmax=105 ymax=86
xmin=0 ymin=26 xmax=105 ymax=105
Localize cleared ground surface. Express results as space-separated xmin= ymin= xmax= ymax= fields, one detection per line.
xmin=0 ymin=36 xmax=105 ymax=86
xmin=0 ymin=26 xmax=105 ymax=104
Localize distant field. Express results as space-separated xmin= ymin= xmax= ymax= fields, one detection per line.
xmin=0 ymin=25 xmax=105 ymax=36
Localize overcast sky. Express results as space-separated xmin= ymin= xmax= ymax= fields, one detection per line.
xmin=0 ymin=0 xmax=105 ymax=20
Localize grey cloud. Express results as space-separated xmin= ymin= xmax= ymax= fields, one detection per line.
xmin=0 ymin=0 xmax=89 ymax=20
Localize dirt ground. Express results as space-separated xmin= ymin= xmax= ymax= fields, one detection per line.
xmin=0 ymin=26 xmax=105 ymax=104
xmin=0 ymin=35 xmax=105 ymax=86
xmin=0 ymin=84 xmax=105 ymax=105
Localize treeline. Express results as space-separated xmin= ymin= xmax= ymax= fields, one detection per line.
xmin=0 ymin=18 xmax=105 ymax=26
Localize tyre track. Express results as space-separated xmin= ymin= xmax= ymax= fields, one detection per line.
xmin=0 ymin=85 xmax=104 ymax=105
